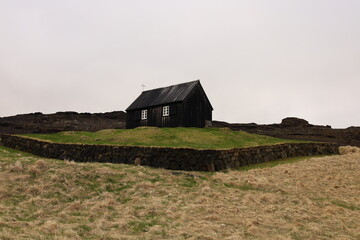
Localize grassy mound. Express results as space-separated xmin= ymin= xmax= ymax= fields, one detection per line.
xmin=1 ymin=146 xmax=359 ymax=239
xmin=23 ymin=127 xmax=303 ymax=149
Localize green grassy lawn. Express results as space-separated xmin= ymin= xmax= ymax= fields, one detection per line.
xmin=22 ymin=127 xmax=303 ymax=149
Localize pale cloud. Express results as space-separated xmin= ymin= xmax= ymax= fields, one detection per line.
xmin=1 ymin=0 xmax=359 ymax=128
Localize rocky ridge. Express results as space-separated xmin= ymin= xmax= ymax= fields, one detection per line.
xmin=0 ymin=111 xmax=126 ymax=134
xmin=212 ymin=117 xmax=360 ymax=147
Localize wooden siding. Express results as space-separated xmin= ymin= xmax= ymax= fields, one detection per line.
xmin=127 ymin=103 xmax=182 ymax=128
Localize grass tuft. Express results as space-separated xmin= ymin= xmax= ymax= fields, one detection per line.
xmin=331 ymin=200 xmax=360 ymax=211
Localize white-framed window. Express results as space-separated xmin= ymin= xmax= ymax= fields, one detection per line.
xmin=141 ymin=109 xmax=147 ymax=120
xmin=162 ymin=106 xmax=169 ymax=116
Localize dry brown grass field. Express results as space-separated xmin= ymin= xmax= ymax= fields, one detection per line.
xmin=0 ymin=145 xmax=359 ymax=240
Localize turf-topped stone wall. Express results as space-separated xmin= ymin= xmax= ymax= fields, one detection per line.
xmin=0 ymin=134 xmax=339 ymax=171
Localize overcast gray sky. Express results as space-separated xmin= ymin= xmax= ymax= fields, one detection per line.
xmin=1 ymin=0 xmax=359 ymax=128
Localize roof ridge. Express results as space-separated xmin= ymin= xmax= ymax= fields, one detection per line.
xmin=142 ymin=79 xmax=200 ymax=93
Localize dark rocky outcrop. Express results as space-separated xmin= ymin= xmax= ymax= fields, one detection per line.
xmin=0 ymin=111 xmax=127 ymax=134
xmin=212 ymin=117 xmax=360 ymax=147
xmin=281 ymin=117 xmax=309 ymax=127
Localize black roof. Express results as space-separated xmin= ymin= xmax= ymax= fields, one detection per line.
xmin=126 ymin=80 xmax=212 ymax=111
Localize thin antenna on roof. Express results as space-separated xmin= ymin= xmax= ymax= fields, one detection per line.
xmin=141 ymin=83 xmax=146 ymax=91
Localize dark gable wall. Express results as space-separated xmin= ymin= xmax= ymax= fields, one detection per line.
xmin=126 ymin=84 xmax=212 ymax=128
xmin=181 ymin=84 xmax=212 ymax=127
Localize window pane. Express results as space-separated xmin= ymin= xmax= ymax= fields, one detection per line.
xmin=163 ymin=106 xmax=169 ymax=116
xmin=141 ymin=110 xmax=147 ymax=120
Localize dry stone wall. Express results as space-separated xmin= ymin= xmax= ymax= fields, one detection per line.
xmin=0 ymin=134 xmax=339 ymax=171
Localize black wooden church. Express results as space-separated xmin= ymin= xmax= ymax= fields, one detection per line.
xmin=126 ymin=80 xmax=213 ymax=128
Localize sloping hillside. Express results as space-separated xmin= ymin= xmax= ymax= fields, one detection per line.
xmin=0 ymin=146 xmax=359 ymax=239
